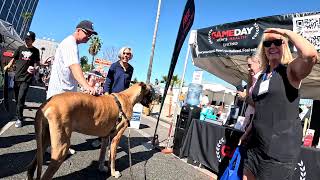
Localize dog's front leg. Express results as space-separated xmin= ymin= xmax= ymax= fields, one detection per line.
xmin=110 ymin=124 xmax=128 ymax=178
xmin=98 ymin=137 xmax=108 ymax=172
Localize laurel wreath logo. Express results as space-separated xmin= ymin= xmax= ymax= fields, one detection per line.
xmin=208 ymin=29 xmax=213 ymax=44
xmin=296 ymin=160 xmax=306 ymax=180
xmin=252 ymin=23 xmax=259 ymax=40
xmin=216 ymin=137 xmax=225 ymax=162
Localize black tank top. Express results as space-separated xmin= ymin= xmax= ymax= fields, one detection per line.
xmin=251 ymin=64 xmax=302 ymax=162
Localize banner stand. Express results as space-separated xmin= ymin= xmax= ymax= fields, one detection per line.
xmin=163 ymin=45 xmax=191 ymax=152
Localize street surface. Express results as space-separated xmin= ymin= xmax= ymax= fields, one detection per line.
xmin=0 ymin=86 xmax=214 ymax=180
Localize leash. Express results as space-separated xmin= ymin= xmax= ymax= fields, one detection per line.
xmin=111 ymin=94 xmax=130 ymax=126
xmin=111 ymin=93 xmax=133 ymax=179
xmin=128 ymin=128 xmax=133 ymax=180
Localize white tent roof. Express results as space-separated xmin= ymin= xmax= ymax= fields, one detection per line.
xmin=202 ymin=83 xmax=236 ymax=95
xmin=189 ymin=12 xmax=320 ymax=100
xmin=0 ymin=19 xmax=24 ymax=49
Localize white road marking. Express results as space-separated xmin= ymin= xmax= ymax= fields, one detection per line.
xmin=0 ymin=121 xmax=15 ymax=135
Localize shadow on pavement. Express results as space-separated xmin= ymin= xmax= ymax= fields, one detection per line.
xmin=0 ymin=133 xmax=34 ymax=148
xmin=55 ymin=149 xmax=158 ymax=180
xmin=76 ymin=136 xmax=153 ymax=153
xmin=0 ymin=149 xmax=35 ymax=178
xmin=0 ymin=86 xmax=46 ymax=129
xmin=139 ymin=123 xmax=150 ymax=129
xmin=56 ymin=136 xmax=158 ymax=180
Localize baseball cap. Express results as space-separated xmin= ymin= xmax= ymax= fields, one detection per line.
xmin=26 ymin=31 xmax=36 ymax=41
xmin=76 ymin=20 xmax=98 ymax=35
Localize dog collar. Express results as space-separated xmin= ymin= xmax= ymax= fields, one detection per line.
xmin=111 ymin=93 xmax=129 ymax=124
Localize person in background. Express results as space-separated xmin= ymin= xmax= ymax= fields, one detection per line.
xmin=83 ymin=73 xmax=103 ymax=95
xmin=91 ymin=46 xmax=134 ymax=148
xmin=242 ymin=28 xmax=318 ymax=180
xmin=46 ymin=20 xmax=98 ymax=154
xmin=4 ymin=31 xmax=40 ymax=128
xmin=238 ymin=55 xmax=261 ymax=131
xmin=200 ymin=94 xmax=209 ymax=108
xmin=103 ymin=46 xmax=134 ymax=94
xmin=178 ymin=92 xmax=186 ymax=107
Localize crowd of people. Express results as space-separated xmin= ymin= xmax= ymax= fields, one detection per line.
xmin=2 ymin=17 xmax=319 ymax=180
xmin=3 ymin=20 xmax=135 ymax=130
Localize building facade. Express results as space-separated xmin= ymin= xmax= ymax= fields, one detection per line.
xmin=0 ymin=0 xmax=39 ymax=38
xmin=33 ymin=38 xmax=58 ymax=65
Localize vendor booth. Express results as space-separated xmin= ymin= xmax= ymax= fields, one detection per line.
xmin=177 ymin=11 xmax=320 ymax=180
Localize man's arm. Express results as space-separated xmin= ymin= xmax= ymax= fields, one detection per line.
xmin=4 ymin=58 xmax=15 ymax=71
xmin=69 ymin=64 xmax=96 ymax=95
xmin=265 ymin=28 xmax=318 ymax=88
xmin=4 ymin=47 xmax=20 ymax=71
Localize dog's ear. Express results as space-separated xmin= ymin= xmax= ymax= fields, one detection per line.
xmin=139 ymin=82 xmax=147 ymax=90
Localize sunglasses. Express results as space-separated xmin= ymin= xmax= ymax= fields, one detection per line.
xmin=263 ymin=39 xmax=283 ymax=47
xmin=123 ymin=52 xmax=131 ymax=55
xmin=81 ymin=29 xmax=92 ymax=38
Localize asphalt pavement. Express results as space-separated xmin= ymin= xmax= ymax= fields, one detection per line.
xmin=0 ymin=85 xmax=215 ymax=180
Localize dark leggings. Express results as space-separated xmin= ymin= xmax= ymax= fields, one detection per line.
xmin=14 ymin=81 xmax=30 ymax=120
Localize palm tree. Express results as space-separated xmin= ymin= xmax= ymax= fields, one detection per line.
xmin=146 ymin=0 xmax=162 ymax=84
xmin=161 ymin=75 xmax=181 ymax=117
xmin=80 ymin=56 xmax=88 ymax=67
xmin=80 ymin=56 xmax=90 ymax=72
xmin=20 ymin=12 xmax=33 ymax=37
xmin=89 ymin=36 xmax=102 ymax=70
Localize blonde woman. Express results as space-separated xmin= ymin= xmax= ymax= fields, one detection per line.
xmin=242 ymin=28 xmax=318 ymax=180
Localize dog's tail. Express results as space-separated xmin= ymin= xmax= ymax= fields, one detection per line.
xmin=33 ymin=107 xmax=50 ymax=179
xmin=27 ymin=99 xmax=52 ymax=180
xmin=35 ymin=111 xmax=42 ymax=179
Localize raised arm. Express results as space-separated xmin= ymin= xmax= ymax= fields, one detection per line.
xmin=265 ymin=28 xmax=318 ymax=87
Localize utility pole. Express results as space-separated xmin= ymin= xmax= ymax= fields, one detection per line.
xmin=146 ymin=0 xmax=162 ymax=84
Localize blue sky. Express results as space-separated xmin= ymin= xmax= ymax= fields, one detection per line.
xmin=30 ymin=0 xmax=320 ymax=89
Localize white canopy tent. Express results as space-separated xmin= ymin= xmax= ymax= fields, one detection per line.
xmin=0 ymin=19 xmax=24 ymax=50
xmin=189 ymin=11 xmax=320 ymax=99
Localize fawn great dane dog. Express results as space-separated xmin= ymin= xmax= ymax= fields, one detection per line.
xmin=27 ymin=82 xmax=155 ymax=180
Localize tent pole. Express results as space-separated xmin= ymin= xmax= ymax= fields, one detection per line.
xmin=164 ymin=45 xmax=191 ymax=149
xmin=308 ymin=100 xmax=314 ymax=130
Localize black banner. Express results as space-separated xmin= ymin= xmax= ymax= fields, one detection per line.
xmin=197 ymin=12 xmax=320 ymax=57
xmin=181 ymin=119 xmax=320 ymax=180
xmin=153 ymin=0 xmax=195 ymax=144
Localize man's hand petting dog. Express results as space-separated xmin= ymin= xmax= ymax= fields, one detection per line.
xmin=83 ymin=85 xmax=97 ymax=95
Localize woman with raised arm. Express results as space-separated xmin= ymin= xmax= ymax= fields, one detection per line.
xmin=242 ymin=28 xmax=318 ymax=180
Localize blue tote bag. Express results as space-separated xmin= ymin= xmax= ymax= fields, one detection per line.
xmin=220 ymin=147 xmax=242 ymax=180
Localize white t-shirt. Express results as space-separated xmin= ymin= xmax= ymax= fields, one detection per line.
xmin=47 ymin=35 xmax=79 ymax=99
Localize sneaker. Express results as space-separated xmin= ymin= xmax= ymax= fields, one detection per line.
xmin=15 ymin=119 xmax=22 ymax=128
xmin=91 ymin=139 xmax=101 ymax=148
xmin=68 ymin=148 xmax=76 ymax=155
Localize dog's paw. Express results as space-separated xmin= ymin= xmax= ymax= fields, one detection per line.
xmin=112 ymin=171 xmax=121 ymax=178
xmin=98 ymin=165 xmax=108 ymax=172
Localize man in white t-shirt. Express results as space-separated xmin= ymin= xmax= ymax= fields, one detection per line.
xmin=46 ymin=20 xmax=98 ymax=154
xmin=47 ymin=20 xmax=97 ymax=99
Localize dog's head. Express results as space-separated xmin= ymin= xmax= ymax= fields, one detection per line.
xmin=137 ymin=82 xmax=158 ymax=108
